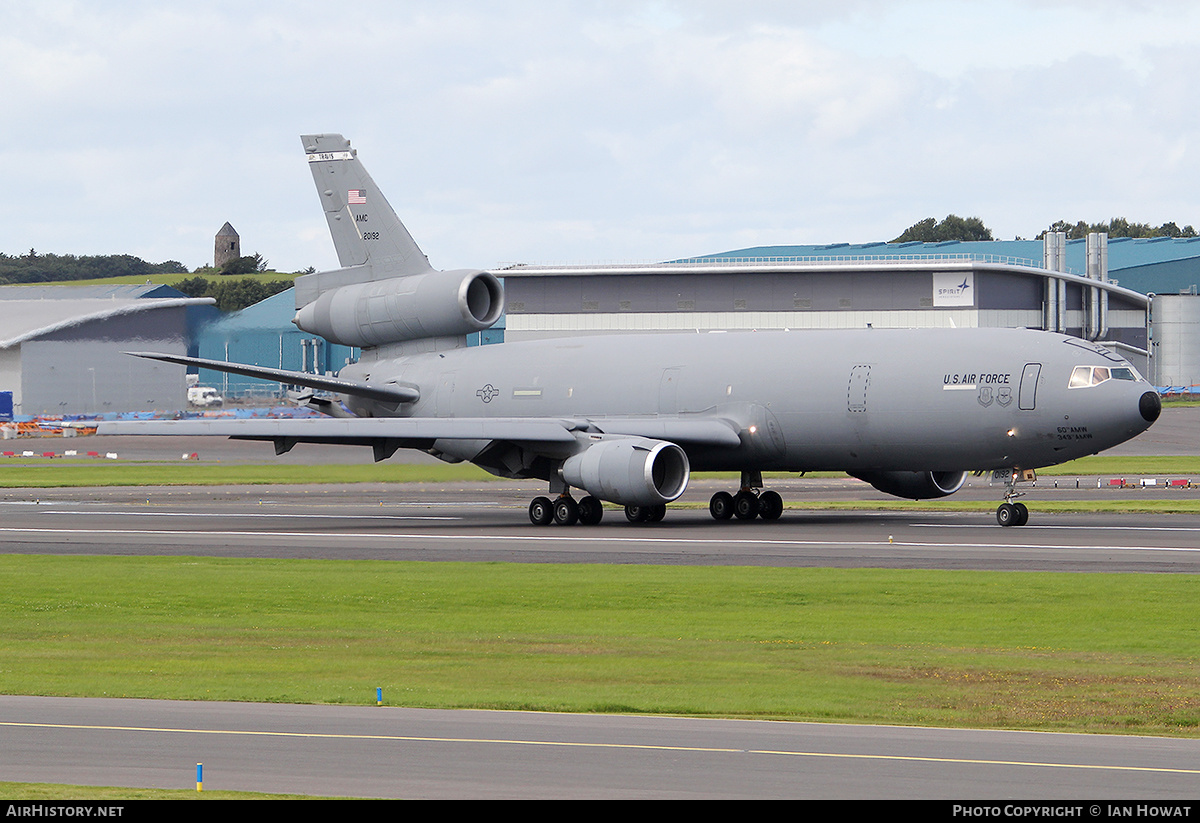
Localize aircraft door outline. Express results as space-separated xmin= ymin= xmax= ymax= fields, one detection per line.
xmin=1019 ymin=363 xmax=1041 ymax=410
xmin=847 ymin=365 xmax=871 ymax=413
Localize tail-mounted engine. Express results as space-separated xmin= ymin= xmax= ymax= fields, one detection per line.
xmin=849 ymin=470 xmax=967 ymax=500
xmin=561 ymin=437 xmax=690 ymax=507
xmin=293 ymin=268 xmax=504 ymax=348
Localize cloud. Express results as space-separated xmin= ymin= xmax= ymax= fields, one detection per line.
xmin=1 ymin=1 xmax=1198 ymax=270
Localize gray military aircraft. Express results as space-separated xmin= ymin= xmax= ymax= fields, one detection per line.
xmin=101 ymin=133 xmax=1162 ymax=527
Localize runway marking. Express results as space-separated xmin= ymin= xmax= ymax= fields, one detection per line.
xmin=2 ymin=526 xmax=1199 ymax=553
xmin=2 ymin=720 xmax=1197 ymax=776
xmin=52 ymin=511 xmax=463 ymax=521
xmin=916 ymin=523 xmax=1200 ymax=533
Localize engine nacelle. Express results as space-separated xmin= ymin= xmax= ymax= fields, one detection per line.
xmin=849 ymin=470 xmax=967 ymax=500
xmin=561 ymin=438 xmax=690 ymax=507
xmin=293 ymin=268 xmax=504 ymax=347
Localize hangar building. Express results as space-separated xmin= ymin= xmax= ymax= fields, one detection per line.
xmin=0 ymin=285 xmax=213 ymax=415
xmin=189 ymin=231 xmax=1200 ymax=399
xmin=195 ymin=289 xmax=358 ymax=400
xmin=194 ymin=288 xmax=503 ymax=398
xmin=498 ymin=233 xmax=1155 ymax=377
xmin=496 ymin=232 xmax=1200 ymax=386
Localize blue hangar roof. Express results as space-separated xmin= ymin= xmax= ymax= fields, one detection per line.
xmin=700 ymin=237 xmax=1200 ymax=296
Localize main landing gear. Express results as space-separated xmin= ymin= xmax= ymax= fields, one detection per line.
xmin=527 ymin=493 xmax=669 ymax=526
xmin=623 ymin=504 xmax=667 ymax=523
xmin=528 ymin=493 xmax=605 ymax=526
xmin=994 ymin=468 xmax=1032 ymax=527
xmin=708 ymin=471 xmax=784 ymax=522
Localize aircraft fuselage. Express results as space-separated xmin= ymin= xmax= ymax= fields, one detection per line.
xmin=341 ymin=326 xmax=1158 ymax=475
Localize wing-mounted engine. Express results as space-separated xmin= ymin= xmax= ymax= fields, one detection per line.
xmin=849 ymin=470 xmax=967 ymax=500
xmin=293 ymin=267 xmax=504 ymax=348
xmin=561 ymin=437 xmax=690 ymax=507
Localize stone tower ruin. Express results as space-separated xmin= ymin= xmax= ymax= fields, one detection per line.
xmin=214 ymin=222 xmax=240 ymax=269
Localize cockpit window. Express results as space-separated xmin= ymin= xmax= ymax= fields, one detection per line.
xmin=1069 ymin=365 xmax=1139 ymax=388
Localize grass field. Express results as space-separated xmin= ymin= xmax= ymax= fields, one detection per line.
xmin=0 ymin=460 xmax=496 ymax=488
xmin=2 ymin=453 xmax=1199 ymax=489
xmin=0 ymin=782 xmax=318 ymax=800
xmin=2 ymin=555 xmax=1198 ymax=736
xmin=5 ymin=455 xmax=1200 ymax=515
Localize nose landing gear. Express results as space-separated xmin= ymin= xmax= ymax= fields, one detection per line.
xmin=994 ymin=468 xmax=1033 ymax=527
xmin=996 ymin=500 xmax=1029 ymax=527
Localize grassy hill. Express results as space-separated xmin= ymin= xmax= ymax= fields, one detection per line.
xmin=13 ymin=270 xmax=298 ymax=288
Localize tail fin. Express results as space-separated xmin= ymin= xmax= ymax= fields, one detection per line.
xmin=301 ymin=133 xmax=431 ymax=275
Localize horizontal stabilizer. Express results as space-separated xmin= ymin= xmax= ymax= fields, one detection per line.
xmin=124 ymin=351 xmax=420 ymax=405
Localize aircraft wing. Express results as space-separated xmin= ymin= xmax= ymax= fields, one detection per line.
xmin=96 ymin=415 xmax=742 ymax=452
xmin=124 ymin=351 xmax=420 ymax=405
xmin=99 ymin=416 xmax=579 ymax=443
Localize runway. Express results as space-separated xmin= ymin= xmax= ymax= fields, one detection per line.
xmin=3 ymin=477 xmax=1200 ymax=572
xmin=3 ymin=696 xmax=1199 ymax=799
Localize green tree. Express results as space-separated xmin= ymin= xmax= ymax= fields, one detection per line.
xmin=892 ymin=215 xmax=993 ymax=243
xmin=0 ymin=251 xmax=190 ymax=283
xmin=173 ymin=276 xmax=213 ymax=299
xmin=167 ymin=276 xmax=291 ymax=311
xmin=219 ymin=252 xmax=269 ymax=275
xmin=1037 ymin=218 xmax=1197 ymax=240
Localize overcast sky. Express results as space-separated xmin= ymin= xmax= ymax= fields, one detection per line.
xmin=3 ymin=0 xmax=1198 ymax=273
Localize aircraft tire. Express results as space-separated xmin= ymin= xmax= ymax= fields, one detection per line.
xmin=553 ymin=497 xmax=579 ymax=526
xmin=758 ymin=490 xmax=784 ymax=521
xmin=648 ymin=504 xmax=667 ymax=522
xmin=577 ymin=496 xmax=604 ymax=526
xmin=1013 ymin=502 xmax=1029 ymax=526
xmin=709 ymin=492 xmax=734 ymax=520
xmin=529 ymin=496 xmax=554 ymax=526
xmin=734 ymin=490 xmax=760 ymax=521
xmin=624 ymin=505 xmax=650 ymax=523
xmin=996 ymin=503 xmax=1017 ymax=527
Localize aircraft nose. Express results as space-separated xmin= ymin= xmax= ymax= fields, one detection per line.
xmin=1139 ymin=390 xmax=1162 ymax=424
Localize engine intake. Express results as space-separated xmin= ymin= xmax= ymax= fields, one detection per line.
xmin=849 ymin=470 xmax=967 ymax=500
xmin=293 ymin=268 xmax=503 ymax=347
xmin=561 ymin=438 xmax=690 ymax=506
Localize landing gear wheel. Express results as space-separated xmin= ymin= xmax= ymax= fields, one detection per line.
xmin=577 ymin=496 xmax=604 ymax=526
xmin=733 ymin=490 xmax=760 ymax=521
xmin=624 ymin=505 xmax=650 ymax=523
xmin=553 ymin=497 xmax=579 ymax=526
xmin=647 ymin=504 xmax=667 ymax=522
xmin=758 ymin=490 xmax=784 ymax=521
xmin=1013 ymin=502 xmax=1029 ymax=527
xmin=996 ymin=502 xmax=1017 ymax=527
xmin=709 ymin=492 xmax=734 ymax=521
xmin=529 ymin=496 xmax=553 ymax=526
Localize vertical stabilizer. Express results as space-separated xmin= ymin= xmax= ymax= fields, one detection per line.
xmin=300 ymin=133 xmax=431 ymax=275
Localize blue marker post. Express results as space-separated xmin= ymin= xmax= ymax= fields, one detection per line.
xmin=376 ymin=687 xmax=383 ymax=706
xmin=196 ymin=762 xmax=203 ymax=792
